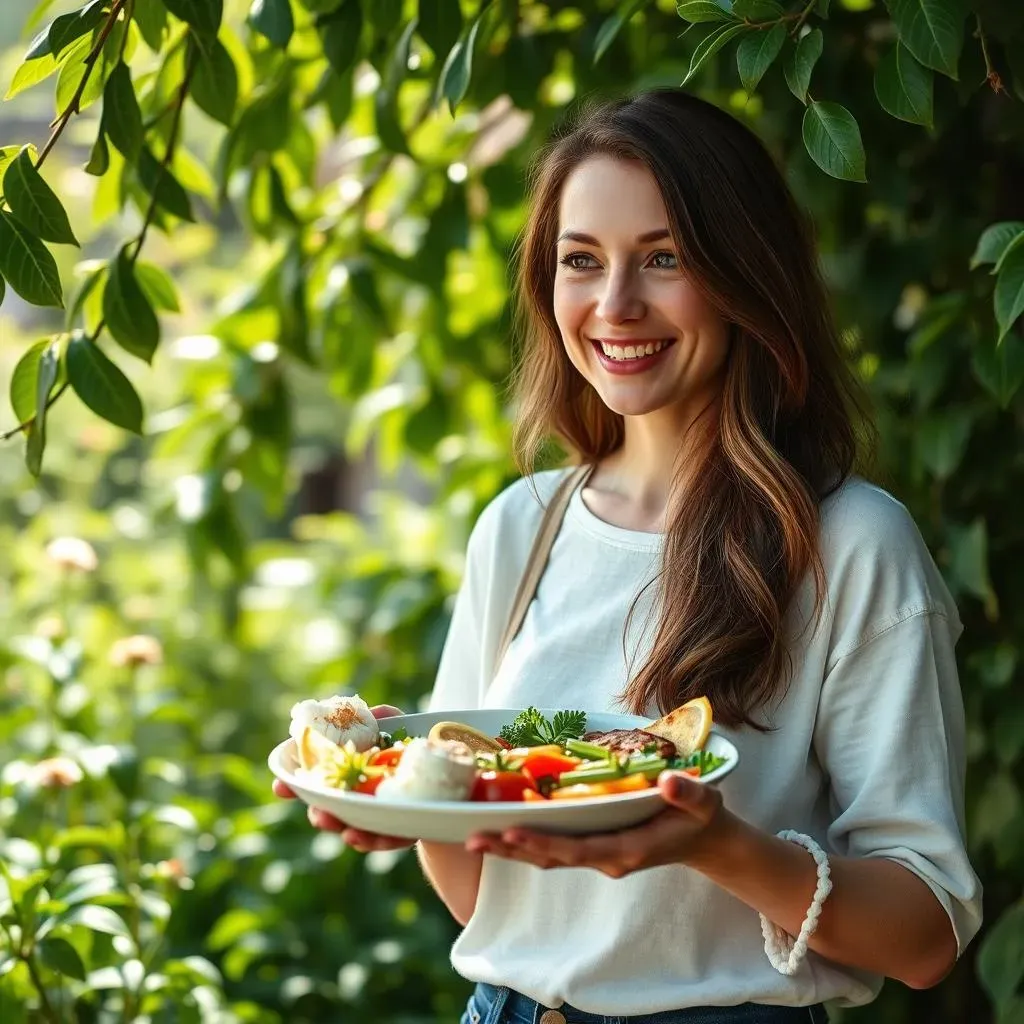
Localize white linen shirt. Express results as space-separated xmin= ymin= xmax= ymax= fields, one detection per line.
xmin=427 ymin=469 xmax=983 ymax=1014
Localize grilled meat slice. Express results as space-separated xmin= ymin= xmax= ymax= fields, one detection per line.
xmin=582 ymin=728 xmax=676 ymax=760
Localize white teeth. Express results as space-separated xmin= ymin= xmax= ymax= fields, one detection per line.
xmin=598 ymin=339 xmax=670 ymax=360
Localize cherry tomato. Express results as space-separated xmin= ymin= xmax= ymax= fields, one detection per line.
xmin=369 ymin=747 xmax=404 ymax=768
xmin=471 ymin=771 xmax=537 ymax=802
xmin=521 ymin=753 xmax=581 ymax=788
xmin=354 ymin=774 xmax=385 ymax=795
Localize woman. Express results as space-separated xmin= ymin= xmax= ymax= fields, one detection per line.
xmin=276 ymin=90 xmax=982 ymax=1023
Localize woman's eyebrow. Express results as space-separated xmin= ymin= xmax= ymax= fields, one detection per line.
xmin=555 ymin=228 xmax=671 ymax=245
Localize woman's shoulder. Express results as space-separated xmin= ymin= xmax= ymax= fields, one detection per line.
xmin=817 ymin=475 xmax=961 ymax=651
xmin=467 ymin=467 xmax=573 ymax=560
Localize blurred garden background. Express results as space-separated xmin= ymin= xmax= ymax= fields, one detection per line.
xmin=0 ymin=0 xmax=1022 ymax=1021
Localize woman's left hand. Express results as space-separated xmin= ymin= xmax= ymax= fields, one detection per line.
xmin=465 ymin=771 xmax=730 ymax=877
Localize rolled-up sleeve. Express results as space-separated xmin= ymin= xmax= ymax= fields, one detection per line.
xmin=814 ymin=607 xmax=983 ymax=956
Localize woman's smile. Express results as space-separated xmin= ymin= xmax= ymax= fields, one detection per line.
xmin=590 ymin=337 xmax=677 ymax=374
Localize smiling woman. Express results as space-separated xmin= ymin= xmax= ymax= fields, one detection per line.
xmin=287 ymin=89 xmax=983 ymax=1024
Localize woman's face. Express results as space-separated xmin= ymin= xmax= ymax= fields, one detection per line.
xmin=553 ymin=156 xmax=730 ymax=423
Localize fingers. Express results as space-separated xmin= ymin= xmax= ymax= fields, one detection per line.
xmin=371 ymin=705 xmax=404 ymax=719
xmin=657 ymin=770 xmax=721 ymax=825
xmin=307 ymin=806 xmax=346 ymax=832
xmin=272 ymin=779 xmax=296 ymax=799
xmin=340 ymin=828 xmax=416 ymax=852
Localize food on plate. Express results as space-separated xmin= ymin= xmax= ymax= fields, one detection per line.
xmin=289 ymin=694 xmax=379 ymax=750
xmin=375 ymin=737 xmax=477 ymax=802
xmin=286 ymin=697 xmax=729 ymax=805
xmin=428 ymin=720 xmax=505 ymax=754
xmin=581 ymin=728 xmax=677 ymax=760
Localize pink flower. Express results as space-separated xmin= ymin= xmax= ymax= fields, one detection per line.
xmin=30 ymin=757 xmax=83 ymax=789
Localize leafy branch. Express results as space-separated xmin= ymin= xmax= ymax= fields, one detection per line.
xmin=35 ymin=0 xmax=130 ymax=170
xmin=0 ymin=32 xmax=199 ymax=445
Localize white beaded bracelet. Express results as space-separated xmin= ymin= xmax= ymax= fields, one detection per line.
xmin=758 ymin=830 xmax=833 ymax=976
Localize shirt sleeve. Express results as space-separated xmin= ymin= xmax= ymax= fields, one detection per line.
xmin=814 ymin=607 xmax=983 ymax=956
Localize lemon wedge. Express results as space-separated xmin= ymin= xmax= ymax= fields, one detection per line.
xmin=644 ymin=696 xmax=713 ymax=757
xmin=297 ymin=724 xmax=342 ymax=771
xmin=427 ymin=721 xmax=504 ymax=754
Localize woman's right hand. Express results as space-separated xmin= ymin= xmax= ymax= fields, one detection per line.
xmin=273 ymin=703 xmax=417 ymax=853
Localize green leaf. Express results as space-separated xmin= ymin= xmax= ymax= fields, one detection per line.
xmin=676 ymin=0 xmax=735 ymax=24
xmin=883 ymin=0 xmax=967 ymax=79
xmin=37 ymin=937 xmax=86 ymax=982
xmin=320 ymin=0 xmax=363 ymax=76
xmin=0 ymin=274 xmax=5 ymax=308
xmin=784 ymin=28 xmax=822 ymax=103
xmin=996 ymin=243 xmax=1024 ymax=342
xmin=36 ymin=1 xmax=107 ymax=61
xmin=134 ymin=0 xmax=169 ymax=50
xmin=6 ymin=54 xmax=59 ymax=100
xmin=85 ymin=129 xmax=110 ymax=176
xmin=0 ymin=145 xmax=21 ymax=181
xmin=736 ymin=22 xmax=785 ymax=92
xmin=978 ymin=901 xmax=1024 ymax=1005
xmin=917 ymin=409 xmax=971 ymax=479
xmin=2 ymin=149 xmax=78 ymax=246
xmin=66 ymin=332 xmax=144 ymax=434
xmin=439 ymin=5 xmax=490 ymax=114
xmin=682 ymin=24 xmax=748 ymax=86
xmin=731 ymin=0 xmax=782 ymax=17
xmin=972 ymin=223 xmax=1024 ymax=270
xmin=947 ymin=517 xmax=994 ymax=606
xmin=249 ymin=0 xmax=294 ymax=48
xmin=594 ymin=0 xmax=650 ymax=64
xmin=191 ymin=39 xmax=239 ymax=126
xmin=162 ymin=0 xmax=223 ymax=39
xmin=10 ymin=338 xmax=59 ymax=423
xmin=972 ymin=331 xmax=1024 ymax=408
xmin=57 ymin=903 xmax=133 ymax=939
xmin=137 ymin=147 xmax=196 ymax=222
xmin=103 ymin=247 xmax=161 ymax=363
xmin=0 ymin=211 xmax=64 ymax=308
xmin=103 ymin=62 xmax=144 ymax=159
xmin=418 ymin=0 xmax=462 ymax=57
xmin=55 ymin=29 xmax=119 ymax=115
xmin=801 ymin=101 xmax=867 ymax=182
xmin=25 ymin=340 xmax=60 ymax=476
xmin=874 ymin=42 xmax=933 ymax=128
xmin=135 ymin=262 xmax=180 ymax=312
xmin=375 ymin=18 xmax=418 ymax=154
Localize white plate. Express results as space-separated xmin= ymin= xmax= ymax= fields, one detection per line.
xmin=268 ymin=708 xmax=738 ymax=843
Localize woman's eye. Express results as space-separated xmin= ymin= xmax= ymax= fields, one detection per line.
xmin=559 ymin=252 xmax=599 ymax=271
xmin=649 ymin=251 xmax=678 ymax=270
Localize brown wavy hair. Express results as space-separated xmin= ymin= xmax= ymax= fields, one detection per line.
xmin=511 ymin=90 xmax=872 ymax=728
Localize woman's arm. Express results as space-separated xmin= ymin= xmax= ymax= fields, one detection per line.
xmin=466 ymin=772 xmax=958 ymax=990
xmin=687 ymin=806 xmax=958 ymax=989
xmin=416 ymin=842 xmax=483 ymax=927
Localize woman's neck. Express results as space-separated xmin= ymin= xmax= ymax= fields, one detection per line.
xmin=585 ymin=404 xmax=714 ymax=533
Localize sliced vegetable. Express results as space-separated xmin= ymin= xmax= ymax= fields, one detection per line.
xmin=471 ymin=770 xmax=537 ymax=802
xmin=549 ymin=774 xmax=651 ymax=800
xmin=368 ymin=746 xmax=405 ymax=769
xmin=521 ymin=752 xmax=581 ymax=789
xmin=564 ymin=738 xmax=615 ymax=761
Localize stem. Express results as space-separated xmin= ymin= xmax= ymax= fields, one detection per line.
xmin=132 ymin=44 xmax=197 ymax=264
xmin=24 ymin=951 xmax=62 ymax=1024
xmin=976 ymin=17 xmax=1008 ymax=96
xmin=35 ymin=0 xmax=130 ymax=171
xmin=789 ymin=0 xmax=817 ymax=38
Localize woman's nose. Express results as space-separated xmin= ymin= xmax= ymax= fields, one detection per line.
xmin=595 ymin=271 xmax=644 ymax=324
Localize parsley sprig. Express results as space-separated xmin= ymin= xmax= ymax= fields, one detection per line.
xmin=498 ymin=707 xmax=587 ymax=748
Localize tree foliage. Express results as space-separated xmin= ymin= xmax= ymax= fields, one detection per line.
xmin=0 ymin=0 xmax=1022 ymax=1020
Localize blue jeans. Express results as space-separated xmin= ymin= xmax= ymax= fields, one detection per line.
xmin=460 ymin=982 xmax=831 ymax=1024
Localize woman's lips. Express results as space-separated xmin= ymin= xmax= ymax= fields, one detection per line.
xmin=590 ymin=338 xmax=675 ymax=375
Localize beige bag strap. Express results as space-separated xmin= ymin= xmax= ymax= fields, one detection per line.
xmin=493 ymin=463 xmax=593 ymax=676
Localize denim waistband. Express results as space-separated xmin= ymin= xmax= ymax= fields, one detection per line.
xmin=461 ymin=982 xmax=830 ymax=1024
